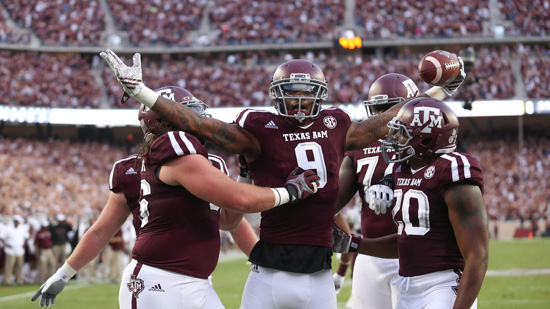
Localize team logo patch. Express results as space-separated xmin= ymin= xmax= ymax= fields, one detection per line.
xmin=424 ymin=165 xmax=435 ymax=179
xmin=148 ymin=283 xmax=165 ymax=292
xmin=127 ymin=275 xmax=144 ymax=299
xmin=323 ymin=116 xmax=337 ymax=129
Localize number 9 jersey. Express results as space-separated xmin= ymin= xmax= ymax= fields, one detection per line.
xmin=235 ymin=108 xmax=351 ymax=248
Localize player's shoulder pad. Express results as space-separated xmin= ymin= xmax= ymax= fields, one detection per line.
xmin=234 ymin=108 xmax=274 ymax=129
xmin=208 ymin=153 xmax=229 ymax=176
xmin=109 ymin=154 xmax=139 ymax=191
xmin=149 ymin=131 xmax=208 ymax=166
xmin=438 ymin=152 xmax=483 ymax=190
xmin=320 ymin=107 xmax=352 ymax=127
xmin=322 ymin=106 xmax=351 ymax=119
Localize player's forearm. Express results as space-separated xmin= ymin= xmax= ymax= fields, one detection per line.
xmin=453 ymin=253 xmax=488 ymax=308
xmin=230 ymin=218 xmax=258 ymax=257
xmin=152 ymin=96 xmax=202 ymax=134
xmin=219 ymin=209 xmax=245 ymax=231
xmin=356 ymin=233 xmax=398 ymax=258
xmin=67 ymin=227 xmax=117 ymax=271
xmin=152 ymin=96 xmax=246 ymax=154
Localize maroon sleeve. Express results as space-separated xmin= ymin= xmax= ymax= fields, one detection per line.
xmin=149 ymin=131 xmax=208 ymax=166
xmin=437 ymin=152 xmax=484 ymax=195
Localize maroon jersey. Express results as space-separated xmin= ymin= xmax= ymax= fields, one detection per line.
xmin=207 ymin=154 xmax=229 ymax=176
xmin=345 ymin=140 xmax=397 ymax=239
xmin=109 ymin=154 xmax=141 ymax=235
xmin=392 ymin=152 xmax=484 ymax=277
xmin=235 ymin=108 xmax=351 ymax=247
xmin=133 ymin=131 xmax=221 ymax=279
xmin=35 ymin=229 xmax=52 ymax=249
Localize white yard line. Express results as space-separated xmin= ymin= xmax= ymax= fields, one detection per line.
xmin=0 ymin=282 xmax=90 ymax=303
xmin=486 ymin=268 xmax=550 ymax=276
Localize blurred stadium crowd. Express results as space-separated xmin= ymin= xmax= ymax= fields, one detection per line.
xmin=0 ymin=1 xmax=549 ymax=108
xmin=1 ymin=0 xmax=549 ymax=46
xmin=1 ymin=44 xmax=548 ymax=108
xmin=1 ymin=0 xmax=550 ymax=285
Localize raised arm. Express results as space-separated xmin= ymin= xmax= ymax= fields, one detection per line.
xmin=152 ymin=97 xmax=260 ymax=157
xmin=100 ymin=49 xmax=259 ymax=158
xmin=445 ymin=184 xmax=489 ymax=309
xmin=344 ymin=58 xmax=466 ymax=152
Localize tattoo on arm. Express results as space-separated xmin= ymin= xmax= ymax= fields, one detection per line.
xmin=152 ymin=97 xmax=246 ymax=152
xmin=447 ymin=185 xmax=487 ymax=230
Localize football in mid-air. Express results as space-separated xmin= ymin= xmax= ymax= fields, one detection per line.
xmin=418 ymin=50 xmax=460 ymax=86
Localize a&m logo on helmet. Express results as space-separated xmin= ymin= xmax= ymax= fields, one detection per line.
xmin=402 ymin=79 xmax=419 ymax=98
xmin=410 ymin=106 xmax=443 ymax=133
xmin=155 ymin=88 xmax=196 ymax=102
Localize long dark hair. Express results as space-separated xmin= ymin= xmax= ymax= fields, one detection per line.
xmin=137 ymin=120 xmax=180 ymax=159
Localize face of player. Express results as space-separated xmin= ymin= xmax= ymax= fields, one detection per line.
xmin=280 ymin=89 xmax=317 ymax=126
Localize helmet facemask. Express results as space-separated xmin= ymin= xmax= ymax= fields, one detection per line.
xmin=381 ymin=117 xmax=415 ymax=163
xmin=270 ymin=72 xmax=328 ymax=123
xmin=364 ymin=95 xmax=404 ymax=118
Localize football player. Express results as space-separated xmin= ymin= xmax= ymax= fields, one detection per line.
xmin=31 ymin=87 xmax=314 ymax=308
xmin=334 ymin=73 xmax=419 ymax=308
xmin=100 ymin=49 xmax=465 ymax=308
xmin=333 ymin=97 xmax=488 ymax=309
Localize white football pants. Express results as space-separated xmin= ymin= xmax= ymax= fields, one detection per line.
xmin=119 ymin=259 xmax=224 ymax=309
xmin=350 ymin=254 xmax=399 ymax=309
xmin=393 ymin=269 xmax=478 ymax=309
xmin=240 ymin=264 xmax=337 ymax=309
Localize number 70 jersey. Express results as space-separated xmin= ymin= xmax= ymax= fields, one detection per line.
xmin=235 ymin=108 xmax=351 ymax=247
xmin=391 ymin=152 xmax=484 ymax=277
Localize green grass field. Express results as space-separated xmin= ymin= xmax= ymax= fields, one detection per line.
xmin=1 ymin=239 xmax=549 ymax=308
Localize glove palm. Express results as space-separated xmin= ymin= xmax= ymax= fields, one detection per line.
xmin=100 ymin=49 xmax=145 ymax=98
xmin=31 ymin=268 xmax=70 ymax=307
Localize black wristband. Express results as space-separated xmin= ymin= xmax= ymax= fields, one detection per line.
xmin=378 ymin=174 xmax=395 ymax=190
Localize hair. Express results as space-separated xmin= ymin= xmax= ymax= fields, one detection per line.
xmin=137 ymin=120 xmax=180 ymax=158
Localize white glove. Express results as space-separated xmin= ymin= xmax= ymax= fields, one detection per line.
xmin=333 ymin=273 xmax=345 ymax=294
xmin=366 ymin=184 xmax=394 ymax=215
xmin=99 ymin=49 xmax=158 ymax=107
xmin=441 ymin=56 xmax=466 ymax=97
xmin=31 ymin=262 xmax=76 ymax=307
xmin=426 ymin=55 xmax=466 ymax=100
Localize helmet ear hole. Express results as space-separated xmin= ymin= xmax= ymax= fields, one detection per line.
xmin=421 ymin=137 xmax=433 ymax=146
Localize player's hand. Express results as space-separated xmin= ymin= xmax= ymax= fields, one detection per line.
xmin=236 ymin=154 xmax=252 ymax=184
xmin=366 ymin=184 xmax=394 ymax=215
xmin=31 ymin=268 xmax=71 ymax=307
xmin=333 ymin=273 xmax=345 ymax=294
xmin=284 ymin=167 xmax=320 ymax=202
xmin=332 ymin=223 xmax=361 ymax=253
xmin=100 ymin=49 xmax=146 ymax=98
xmin=441 ymin=55 xmax=466 ymax=97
